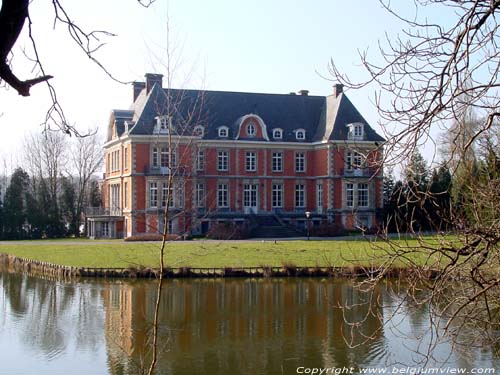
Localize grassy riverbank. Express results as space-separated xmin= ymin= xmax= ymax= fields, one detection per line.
xmin=0 ymin=237 xmax=443 ymax=269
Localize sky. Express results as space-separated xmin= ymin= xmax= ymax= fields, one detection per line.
xmin=0 ymin=0 xmax=451 ymax=172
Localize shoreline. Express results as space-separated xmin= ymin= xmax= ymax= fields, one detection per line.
xmin=0 ymin=253 xmax=439 ymax=280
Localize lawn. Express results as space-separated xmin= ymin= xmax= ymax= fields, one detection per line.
xmin=0 ymin=237 xmax=440 ymax=269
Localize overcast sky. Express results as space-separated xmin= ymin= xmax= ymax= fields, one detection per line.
xmin=0 ymin=0 xmax=451 ymax=172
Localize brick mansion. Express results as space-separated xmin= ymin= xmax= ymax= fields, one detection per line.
xmin=87 ymin=73 xmax=384 ymax=238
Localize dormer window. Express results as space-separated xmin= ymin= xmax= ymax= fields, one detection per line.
xmin=218 ymin=126 xmax=229 ymax=138
xmin=247 ymin=122 xmax=256 ymax=137
xmin=348 ymin=123 xmax=364 ymax=140
xmin=295 ymin=129 xmax=306 ymax=140
xmin=155 ymin=115 xmax=172 ymax=134
xmin=272 ymin=128 xmax=283 ymax=139
xmin=193 ymin=125 xmax=204 ymax=137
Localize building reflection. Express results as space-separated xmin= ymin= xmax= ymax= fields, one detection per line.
xmin=102 ymin=278 xmax=386 ymax=375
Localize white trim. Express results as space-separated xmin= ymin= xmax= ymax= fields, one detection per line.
xmin=236 ymin=114 xmax=270 ymax=141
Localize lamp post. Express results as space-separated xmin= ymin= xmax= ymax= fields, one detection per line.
xmin=305 ymin=211 xmax=311 ymax=240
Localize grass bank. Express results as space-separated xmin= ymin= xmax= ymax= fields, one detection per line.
xmin=0 ymin=237 xmax=441 ymax=269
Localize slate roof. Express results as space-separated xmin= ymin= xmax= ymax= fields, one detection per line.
xmin=110 ymin=81 xmax=384 ymax=143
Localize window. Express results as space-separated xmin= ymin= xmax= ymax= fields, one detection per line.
xmin=160 ymin=147 xmax=176 ymax=168
xmin=176 ymin=183 xmax=185 ymax=208
xmin=161 ymin=182 xmax=173 ymax=208
xmin=346 ymin=183 xmax=354 ymax=208
xmin=346 ymin=151 xmax=363 ymax=170
xmin=295 ymin=129 xmax=306 ymax=140
xmin=295 ymin=184 xmax=305 ymax=208
xmin=124 ymin=148 xmax=128 ymax=170
xmin=247 ymin=122 xmax=256 ymax=137
xmin=196 ymin=150 xmax=205 ymax=171
xmin=348 ymin=123 xmax=364 ymax=140
xmin=245 ymin=151 xmax=257 ymax=172
xmin=217 ymin=151 xmax=229 ymax=171
xmin=156 ymin=115 xmax=172 ymax=133
xmin=272 ymin=184 xmax=283 ymax=208
xmin=196 ymin=183 xmax=205 ymax=207
xmin=272 ymin=152 xmax=283 ymax=172
xmin=149 ymin=182 xmax=158 ymax=208
xmin=110 ymin=150 xmax=120 ymax=172
xmin=317 ymin=183 xmax=323 ymax=209
xmin=218 ymin=126 xmax=229 ymax=137
xmin=124 ymin=182 xmax=128 ymax=208
xmin=295 ymin=152 xmax=306 ymax=172
xmin=272 ymin=129 xmax=283 ymax=139
xmin=152 ymin=147 xmax=159 ymax=167
xmin=102 ymin=222 xmax=109 ymax=237
xmin=194 ymin=125 xmax=204 ymax=137
xmin=358 ymin=183 xmax=369 ymax=207
xmin=217 ymin=183 xmax=229 ymax=208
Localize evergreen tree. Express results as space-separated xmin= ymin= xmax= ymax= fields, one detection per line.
xmin=60 ymin=176 xmax=77 ymax=236
xmin=3 ymin=168 xmax=30 ymax=239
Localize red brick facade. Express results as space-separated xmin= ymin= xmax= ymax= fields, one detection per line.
xmin=87 ymin=74 xmax=384 ymax=239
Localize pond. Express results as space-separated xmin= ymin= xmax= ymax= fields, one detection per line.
xmin=0 ymin=269 xmax=498 ymax=375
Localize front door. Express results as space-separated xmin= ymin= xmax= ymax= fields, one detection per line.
xmin=243 ymin=184 xmax=258 ymax=214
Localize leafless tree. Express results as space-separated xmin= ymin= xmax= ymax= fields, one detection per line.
xmin=0 ymin=0 xmax=155 ymax=134
xmin=329 ymin=0 xmax=500 ymax=362
xmin=70 ymin=131 xmax=103 ymax=235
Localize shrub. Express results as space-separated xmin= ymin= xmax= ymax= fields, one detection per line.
xmin=206 ymin=222 xmax=251 ymax=240
xmin=124 ymin=233 xmax=181 ymax=241
xmin=310 ymin=223 xmax=346 ymax=237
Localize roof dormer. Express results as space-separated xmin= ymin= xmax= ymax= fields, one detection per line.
xmin=347 ymin=122 xmax=365 ymax=141
xmin=218 ymin=126 xmax=229 ymax=138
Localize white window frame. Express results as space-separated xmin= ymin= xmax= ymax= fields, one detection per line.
xmin=196 ymin=183 xmax=205 ymax=208
xmin=346 ymin=183 xmax=354 ymax=208
xmin=217 ymin=151 xmax=229 ymax=171
xmin=295 ymin=152 xmax=306 ymax=173
xmin=317 ymin=183 xmax=323 ymax=209
xmin=149 ymin=181 xmax=158 ymax=208
xmin=161 ymin=182 xmax=174 ymax=208
xmin=272 ymin=128 xmax=283 ymax=139
xmin=272 ymin=152 xmax=283 ymax=172
xmin=295 ymin=129 xmax=306 ymax=140
xmin=196 ymin=150 xmax=205 ymax=171
xmin=358 ymin=183 xmax=369 ymax=208
xmin=245 ymin=151 xmax=257 ymax=172
xmin=247 ymin=123 xmax=256 ymax=137
xmin=348 ymin=123 xmax=364 ymax=140
xmin=295 ymin=184 xmax=305 ymax=208
xmin=217 ymin=183 xmax=229 ymax=208
xmin=193 ymin=125 xmax=204 ymax=137
xmin=218 ymin=126 xmax=229 ymax=138
xmin=272 ymin=183 xmax=283 ymax=208
xmin=346 ymin=151 xmax=363 ymax=171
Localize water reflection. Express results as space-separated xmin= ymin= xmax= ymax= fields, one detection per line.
xmin=0 ymin=269 xmax=498 ymax=375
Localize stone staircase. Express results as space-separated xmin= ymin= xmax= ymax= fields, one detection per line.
xmin=250 ymin=215 xmax=303 ymax=238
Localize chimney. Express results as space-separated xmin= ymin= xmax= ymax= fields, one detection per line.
xmin=145 ymin=73 xmax=164 ymax=94
xmin=333 ymin=83 xmax=343 ymax=97
xmin=132 ymin=81 xmax=145 ymax=101
xmin=298 ymin=89 xmax=309 ymax=96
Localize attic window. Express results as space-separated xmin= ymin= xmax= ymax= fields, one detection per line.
xmin=247 ymin=122 xmax=256 ymax=137
xmin=295 ymin=129 xmax=306 ymax=140
xmin=348 ymin=123 xmax=364 ymax=140
xmin=218 ymin=126 xmax=229 ymax=138
xmin=273 ymin=128 xmax=283 ymax=139
xmin=194 ymin=125 xmax=204 ymax=137
xmin=156 ymin=115 xmax=172 ymax=134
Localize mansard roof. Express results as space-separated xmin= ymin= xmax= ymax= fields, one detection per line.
xmin=110 ymin=75 xmax=384 ymax=143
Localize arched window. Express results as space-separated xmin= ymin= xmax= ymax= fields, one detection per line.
xmin=272 ymin=128 xmax=283 ymax=139
xmin=218 ymin=126 xmax=229 ymax=138
xmin=193 ymin=125 xmax=204 ymax=137
xmin=295 ymin=129 xmax=306 ymax=140
xmin=247 ymin=122 xmax=256 ymax=137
